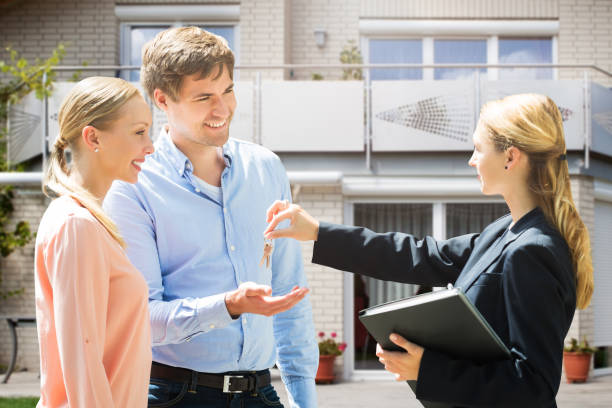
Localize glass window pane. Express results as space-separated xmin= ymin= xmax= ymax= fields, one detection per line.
xmin=353 ymin=203 xmax=432 ymax=369
xmin=434 ymin=39 xmax=487 ymax=80
xmin=499 ymin=38 xmax=553 ymax=80
xmin=369 ymin=39 xmax=422 ymax=80
xmin=446 ymin=203 xmax=509 ymax=237
xmin=129 ymin=26 xmax=170 ymax=81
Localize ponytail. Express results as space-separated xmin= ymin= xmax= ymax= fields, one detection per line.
xmin=531 ymin=157 xmax=593 ymax=309
xmin=482 ymin=93 xmax=594 ymax=309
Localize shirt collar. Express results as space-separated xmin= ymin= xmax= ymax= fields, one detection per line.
xmin=221 ymin=143 xmax=233 ymax=168
xmin=157 ymin=126 xmax=233 ymax=177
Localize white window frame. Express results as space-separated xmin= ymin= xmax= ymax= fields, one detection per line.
xmin=342 ymin=185 xmax=505 ymax=380
xmin=360 ymin=19 xmax=558 ymax=81
xmin=115 ymin=5 xmax=240 ymax=81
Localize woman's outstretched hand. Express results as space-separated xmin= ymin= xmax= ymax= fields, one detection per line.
xmin=264 ymin=200 xmax=320 ymax=241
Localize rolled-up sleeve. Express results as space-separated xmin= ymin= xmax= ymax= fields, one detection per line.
xmin=104 ymin=182 xmax=234 ymax=346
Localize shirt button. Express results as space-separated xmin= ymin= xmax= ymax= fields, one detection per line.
xmin=243 ymin=317 xmax=247 ymax=323
xmin=195 ymin=188 xmax=200 ymax=193
xmin=223 ymin=208 xmax=227 ymax=213
xmin=209 ymin=324 xmax=215 ymax=329
xmin=230 ymin=245 xmax=236 ymax=251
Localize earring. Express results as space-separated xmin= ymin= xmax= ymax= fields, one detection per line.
xmin=94 ymin=148 xmax=99 ymax=153
xmin=504 ymin=165 xmax=508 ymax=170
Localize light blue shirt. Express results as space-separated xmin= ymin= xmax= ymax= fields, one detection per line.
xmin=104 ymin=129 xmax=318 ymax=408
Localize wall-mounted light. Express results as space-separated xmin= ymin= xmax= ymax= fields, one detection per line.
xmin=314 ymin=28 xmax=327 ymax=48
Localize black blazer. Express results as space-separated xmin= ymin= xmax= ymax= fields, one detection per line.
xmin=313 ymin=207 xmax=576 ymax=408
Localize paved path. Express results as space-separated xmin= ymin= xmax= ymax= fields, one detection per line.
xmin=2 ymin=370 xmax=611 ymax=407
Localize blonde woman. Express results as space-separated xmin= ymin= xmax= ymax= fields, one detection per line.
xmin=264 ymin=93 xmax=593 ymax=407
xmin=34 ymin=77 xmax=154 ymax=407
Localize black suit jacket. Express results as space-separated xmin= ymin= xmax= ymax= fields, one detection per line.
xmin=313 ymin=207 xmax=576 ymax=408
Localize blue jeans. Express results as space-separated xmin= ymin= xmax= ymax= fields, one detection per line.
xmin=148 ymin=376 xmax=284 ymax=408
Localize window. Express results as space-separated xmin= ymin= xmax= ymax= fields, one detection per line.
xmin=499 ymin=38 xmax=553 ymax=80
xmin=365 ymin=36 xmax=553 ymax=81
xmin=434 ymin=39 xmax=487 ymax=80
xmin=124 ymin=24 xmax=236 ymax=81
xmin=128 ymin=26 xmax=167 ymax=81
xmin=369 ymin=39 xmax=422 ymax=80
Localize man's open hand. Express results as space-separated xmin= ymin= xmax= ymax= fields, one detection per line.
xmin=225 ymin=281 xmax=309 ymax=318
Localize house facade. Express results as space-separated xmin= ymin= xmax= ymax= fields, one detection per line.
xmin=1 ymin=0 xmax=612 ymax=381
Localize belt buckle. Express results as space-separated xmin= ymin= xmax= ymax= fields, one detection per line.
xmin=223 ymin=375 xmax=244 ymax=393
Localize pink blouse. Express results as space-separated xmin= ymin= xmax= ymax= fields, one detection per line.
xmin=34 ymin=196 xmax=151 ymax=407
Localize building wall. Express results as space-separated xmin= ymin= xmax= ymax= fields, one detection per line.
xmin=558 ymin=0 xmax=612 ymax=86
xmin=0 ymin=0 xmax=118 ymax=79
xmin=240 ymin=0 xmax=289 ymax=80
xmin=289 ymin=0 xmax=360 ymax=80
xmin=0 ymin=187 xmax=48 ymax=372
xmin=359 ymin=0 xmax=559 ymax=18
xmin=294 ymin=185 xmax=346 ymax=372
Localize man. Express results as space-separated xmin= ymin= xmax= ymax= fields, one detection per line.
xmin=104 ymin=26 xmax=318 ymax=408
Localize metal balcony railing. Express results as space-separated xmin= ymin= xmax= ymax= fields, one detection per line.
xmin=3 ymin=64 xmax=611 ymax=184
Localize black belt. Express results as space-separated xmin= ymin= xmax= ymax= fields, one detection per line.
xmin=151 ymin=362 xmax=272 ymax=394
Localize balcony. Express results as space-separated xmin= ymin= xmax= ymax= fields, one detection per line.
xmin=7 ymin=64 xmax=612 ymax=172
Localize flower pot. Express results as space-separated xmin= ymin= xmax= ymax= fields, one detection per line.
xmin=563 ymin=351 xmax=592 ymax=383
xmin=315 ymin=354 xmax=336 ymax=384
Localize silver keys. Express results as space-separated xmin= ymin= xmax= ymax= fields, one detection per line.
xmin=259 ymin=239 xmax=274 ymax=268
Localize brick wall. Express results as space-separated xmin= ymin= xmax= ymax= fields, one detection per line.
xmin=0 ymin=187 xmax=48 ymax=373
xmin=239 ymin=0 xmax=289 ymax=80
xmin=293 ymin=185 xmax=346 ymax=373
xmin=559 ymin=0 xmax=612 ymax=86
xmin=0 ymin=0 xmax=118 ymax=79
xmin=289 ymin=0 xmax=360 ymax=80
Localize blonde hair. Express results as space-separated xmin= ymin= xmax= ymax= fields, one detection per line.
xmin=480 ymin=93 xmax=593 ymax=309
xmin=43 ymin=76 xmax=141 ymax=248
xmin=141 ymin=26 xmax=235 ymax=101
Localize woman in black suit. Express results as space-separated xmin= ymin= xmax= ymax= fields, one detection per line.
xmin=264 ymin=93 xmax=593 ymax=408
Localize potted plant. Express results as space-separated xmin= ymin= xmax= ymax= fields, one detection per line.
xmin=316 ymin=331 xmax=347 ymax=384
xmin=563 ymin=337 xmax=596 ymax=383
